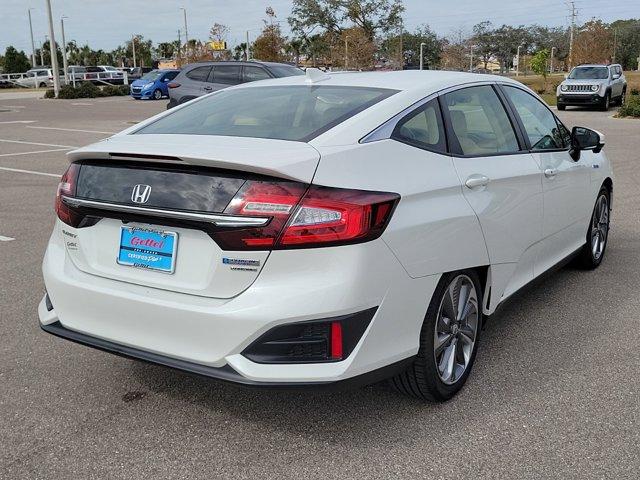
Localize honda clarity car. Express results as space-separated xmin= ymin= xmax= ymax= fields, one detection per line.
xmin=40 ymin=69 xmax=613 ymax=401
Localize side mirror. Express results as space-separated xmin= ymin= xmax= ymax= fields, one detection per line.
xmin=570 ymin=126 xmax=605 ymax=160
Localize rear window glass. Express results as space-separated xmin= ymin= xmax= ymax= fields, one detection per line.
xmin=186 ymin=66 xmax=212 ymax=82
xmin=135 ymin=85 xmax=397 ymax=142
xmin=267 ymin=65 xmax=305 ymax=77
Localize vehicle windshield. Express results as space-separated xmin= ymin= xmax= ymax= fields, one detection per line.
xmin=568 ymin=67 xmax=609 ymax=80
xmin=267 ymin=65 xmax=305 ymax=77
xmin=141 ymin=71 xmax=162 ymax=81
xmin=135 ymin=85 xmax=397 ymax=142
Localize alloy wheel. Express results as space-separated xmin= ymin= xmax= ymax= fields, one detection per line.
xmin=591 ymin=194 xmax=609 ymax=261
xmin=433 ymin=275 xmax=479 ymax=385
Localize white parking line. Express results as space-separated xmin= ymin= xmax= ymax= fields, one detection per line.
xmin=0 ymin=166 xmax=60 ymax=178
xmin=71 ymin=102 xmax=93 ymax=106
xmin=0 ymin=138 xmax=77 ymax=148
xmin=0 ymin=235 xmax=16 ymax=242
xmin=26 ymin=126 xmax=116 ymax=135
xmin=0 ymin=148 xmax=71 ymax=157
xmin=0 ymin=121 xmax=36 ymax=124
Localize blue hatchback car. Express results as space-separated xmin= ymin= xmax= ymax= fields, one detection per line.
xmin=130 ymin=69 xmax=180 ymax=100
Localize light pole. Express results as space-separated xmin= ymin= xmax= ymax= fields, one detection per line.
xmin=344 ymin=35 xmax=349 ymax=70
xmin=40 ymin=38 xmax=45 ymax=66
xmin=28 ymin=8 xmax=37 ymax=67
xmin=246 ymin=30 xmax=250 ymax=61
xmin=180 ymin=7 xmax=189 ymax=61
xmin=516 ymin=45 xmax=523 ymax=77
xmin=550 ymin=46 xmax=556 ymax=74
xmin=469 ymin=45 xmax=475 ymax=72
xmin=131 ymin=35 xmax=137 ymax=68
xmin=419 ymin=42 xmax=426 ymax=70
xmin=60 ymin=15 xmax=69 ymax=84
xmin=45 ymin=0 xmax=61 ymax=97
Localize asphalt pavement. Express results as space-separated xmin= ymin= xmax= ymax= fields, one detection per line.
xmin=0 ymin=94 xmax=638 ymax=479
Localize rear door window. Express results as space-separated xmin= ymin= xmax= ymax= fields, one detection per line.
xmin=213 ymin=65 xmax=241 ymax=85
xmin=243 ymin=66 xmax=271 ymax=82
xmin=442 ymin=85 xmax=520 ymax=156
xmin=186 ymin=66 xmax=212 ymax=82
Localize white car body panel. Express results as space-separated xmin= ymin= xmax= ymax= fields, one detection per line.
xmin=39 ymin=70 xmax=614 ymax=385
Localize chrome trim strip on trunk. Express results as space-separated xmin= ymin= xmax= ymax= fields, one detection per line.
xmin=60 ymin=195 xmax=269 ymax=227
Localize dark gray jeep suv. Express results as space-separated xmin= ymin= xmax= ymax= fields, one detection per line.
xmin=167 ymin=61 xmax=304 ymax=109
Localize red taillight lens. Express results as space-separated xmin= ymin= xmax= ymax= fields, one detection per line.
xmin=211 ymin=183 xmax=399 ymax=250
xmin=55 ymin=163 xmax=81 ymax=226
xmin=167 ymin=82 xmax=180 ymax=88
xmin=278 ymin=186 xmax=399 ymax=248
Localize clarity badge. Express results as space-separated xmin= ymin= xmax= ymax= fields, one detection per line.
xmin=223 ymin=257 xmax=261 ymax=271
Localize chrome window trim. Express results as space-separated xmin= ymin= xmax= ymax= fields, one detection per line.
xmin=60 ymin=196 xmax=269 ymax=227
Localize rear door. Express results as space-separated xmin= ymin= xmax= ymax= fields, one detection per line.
xmin=184 ymin=65 xmax=213 ymax=98
xmin=441 ymin=84 xmax=544 ymax=300
xmin=500 ymin=84 xmax=591 ymax=273
xmin=208 ymin=65 xmax=242 ymax=92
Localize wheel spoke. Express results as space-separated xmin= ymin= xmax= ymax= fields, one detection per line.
xmin=442 ymin=286 xmax=456 ymax=320
xmin=439 ymin=340 xmax=456 ymax=383
xmin=435 ymin=333 xmax=453 ymax=357
xmin=456 ymin=283 xmax=470 ymax=321
xmin=458 ymin=328 xmax=474 ymax=346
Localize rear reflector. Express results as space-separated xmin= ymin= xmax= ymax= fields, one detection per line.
xmin=330 ymin=322 xmax=343 ymax=360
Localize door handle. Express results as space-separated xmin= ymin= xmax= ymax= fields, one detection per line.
xmin=203 ymin=86 xmax=213 ymax=91
xmin=544 ymin=168 xmax=558 ymax=178
xmin=465 ymin=174 xmax=490 ymax=189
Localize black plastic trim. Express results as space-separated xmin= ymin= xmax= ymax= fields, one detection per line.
xmin=40 ymin=320 xmax=413 ymax=390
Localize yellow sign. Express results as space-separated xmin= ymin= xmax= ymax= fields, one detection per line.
xmin=209 ymin=41 xmax=227 ymax=51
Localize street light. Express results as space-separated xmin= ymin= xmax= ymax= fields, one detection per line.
xmin=60 ymin=15 xmax=69 ymax=84
xmin=419 ymin=42 xmax=426 ymax=70
xmin=516 ymin=45 xmax=523 ymax=77
xmin=45 ymin=0 xmax=61 ymax=97
xmin=180 ymin=7 xmax=189 ymax=61
xmin=28 ymin=8 xmax=37 ymax=67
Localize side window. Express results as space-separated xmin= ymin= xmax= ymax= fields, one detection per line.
xmin=503 ymin=86 xmax=564 ymax=151
xmin=164 ymin=71 xmax=179 ymax=81
xmin=186 ymin=66 xmax=212 ymax=82
xmin=213 ymin=65 xmax=241 ymax=85
xmin=442 ymin=85 xmax=520 ymax=156
xmin=392 ymin=99 xmax=447 ymax=153
xmin=243 ymin=66 xmax=271 ymax=82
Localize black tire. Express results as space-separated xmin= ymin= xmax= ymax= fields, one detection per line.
xmin=390 ymin=269 xmax=483 ymax=402
xmin=557 ymin=103 xmax=566 ymax=111
xmin=39 ymin=82 xmax=47 ymax=88
xmin=153 ymin=89 xmax=162 ymax=100
xmin=575 ymin=187 xmax=611 ymax=269
xmin=599 ymin=92 xmax=610 ymax=111
xmin=619 ymin=88 xmax=627 ymax=106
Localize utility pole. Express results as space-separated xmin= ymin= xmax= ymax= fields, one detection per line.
xmin=469 ymin=45 xmax=475 ymax=72
xmin=568 ymin=0 xmax=577 ymax=70
xmin=246 ymin=30 xmax=250 ymax=61
xmin=131 ymin=35 xmax=137 ymax=68
xmin=516 ymin=45 xmax=522 ymax=77
xmin=60 ymin=15 xmax=69 ymax=84
xmin=550 ymin=46 xmax=556 ymax=73
xmin=180 ymin=7 xmax=189 ymax=61
xmin=419 ymin=42 xmax=426 ymax=70
xmin=28 ymin=8 xmax=37 ymax=67
xmin=45 ymin=0 xmax=60 ymax=97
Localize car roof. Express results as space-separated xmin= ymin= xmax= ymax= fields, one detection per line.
xmin=182 ymin=61 xmax=296 ymax=69
xmin=574 ymin=64 xmax=615 ymax=68
xmin=232 ymin=69 xmax=522 ymax=94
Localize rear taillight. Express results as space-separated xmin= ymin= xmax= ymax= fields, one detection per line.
xmin=167 ymin=82 xmax=180 ymax=88
xmin=55 ymin=163 xmax=81 ymax=226
xmin=212 ymin=182 xmax=399 ymax=250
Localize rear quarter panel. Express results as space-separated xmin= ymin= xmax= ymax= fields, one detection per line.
xmin=312 ymin=140 xmax=489 ymax=278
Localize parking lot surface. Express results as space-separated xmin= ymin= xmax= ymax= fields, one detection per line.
xmin=1 ymin=95 xmax=638 ymax=479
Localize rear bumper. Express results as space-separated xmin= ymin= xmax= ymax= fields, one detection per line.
xmin=40 ymin=316 xmax=413 ymax=390
xmin=40 ymin=222 xmax=438 ymax=384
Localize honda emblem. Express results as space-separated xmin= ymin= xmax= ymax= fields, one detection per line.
xmin=131 ymin=184 xmax=152 ymax=204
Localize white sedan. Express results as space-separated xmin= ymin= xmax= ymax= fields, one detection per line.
xmin=39 ymin=69 xmax=612 ymax=401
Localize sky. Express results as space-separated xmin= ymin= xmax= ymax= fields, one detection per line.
xmin=2 ymin=0 xmax=638 ymax=54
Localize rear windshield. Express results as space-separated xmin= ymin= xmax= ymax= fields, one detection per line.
xmin=569 ymin=67 xmax=609 ymax=79
xmin=135 ymin=85 xmax=397 ymax=142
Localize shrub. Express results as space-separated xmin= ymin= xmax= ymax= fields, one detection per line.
xmin=618 ymin=94 xmax=640 ymax=118
xmin=631 ymin=88 xmax=640 ymax=96
xmin=45 ymin=82 xmax=130 ymax=99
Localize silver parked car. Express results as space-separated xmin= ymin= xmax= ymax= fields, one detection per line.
xmin=557 ymin=64 xmax=627 ymax=111
xmin=166 ymin=61 xmax=304 ymax=109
